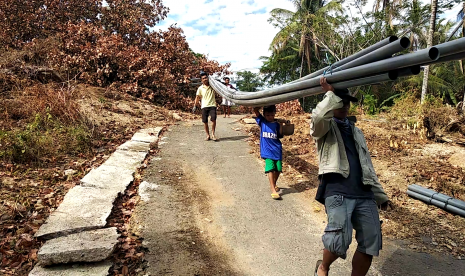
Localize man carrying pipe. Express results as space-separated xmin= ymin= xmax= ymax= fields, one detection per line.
xmin=311 ymin=78 xmax=392 ymax=276
xmin=193 ymin=72 xmax=219 ymax=141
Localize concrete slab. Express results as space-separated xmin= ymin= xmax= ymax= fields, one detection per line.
xmin=102 ymin=150 xmax=147 ymax=171
xmin=81 ymin=165 xmax=134 ymax=194
xmin=131 ymin=127 xmax=163 ymax=143
xmin=38 ymin=227 xmax=119 ymax=265
xmin=29 ymin=261 xmax=111 ymax=276
xmin=35 ymin=186 xmax=117 ymax=239
xmin=243 ymin=118 xmax=256 ymax=124
xmin=117 ymin=140 xmax=151 ymax=152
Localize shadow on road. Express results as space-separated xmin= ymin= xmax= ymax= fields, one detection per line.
xmin=283 ymin=150 xmax=319 ymax=193
xmin=219 ymin=135 xmax=249 ymax=141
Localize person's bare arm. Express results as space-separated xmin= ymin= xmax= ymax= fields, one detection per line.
xmin=194 ymin=95 xmax=201 ymax=107
xmin=253 ymin=107 xmax=261 ymax=117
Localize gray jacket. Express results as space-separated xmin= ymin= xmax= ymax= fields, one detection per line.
xmin=310 ymin=91 xmax=389 ymax=205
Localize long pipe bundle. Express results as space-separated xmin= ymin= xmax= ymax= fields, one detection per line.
xmin=209 ymin=37 xmax=465 ymax=107
xmin=407 ymin=184 xmax=465 ymax=217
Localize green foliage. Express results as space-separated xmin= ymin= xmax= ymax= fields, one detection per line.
xmin=0 ymin=111 xmax=92 ymax=164
xmin=363 ymin=94 xmax=378 ymax=115
xmin=261 ymin=0 xmax=465 ymax=109
xmin=235 ymin=71 xmax=264 ymax=92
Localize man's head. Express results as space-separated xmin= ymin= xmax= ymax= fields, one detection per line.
xmin=224 ymin=77 xmax=230 ymax=84
xmin=263 ymin=105 xmax=277 ymax=122
xmin=333 ymin=88 xmax=357 ymax=120
xmin=200 ymin=72 xmax=209 ymax=86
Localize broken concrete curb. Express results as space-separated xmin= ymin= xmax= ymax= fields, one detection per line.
xmin=38 ymin=227 xmax=119 ymax=266
xmin=131 ymin=127 xmax=163 ymax=143
xmin=81 ymin=165 xmax=134 ymax=194
xmin=35 ymin=186 xmax=117 ymax=239
xmin=29 ymin=261 xmax=112 ymax=276
xmin=117 ymin=140 xmax=152 ymax=152
xmin=102 ymin=150 xmax=147 ymax=171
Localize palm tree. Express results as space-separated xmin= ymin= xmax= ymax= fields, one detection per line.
xmin=421 ymin=0 xmax=438 ymax=104
xmin=399 ymin=0 xmax=429 ymax=51
xmin=268 ymin=0 xmax=342 ymax=77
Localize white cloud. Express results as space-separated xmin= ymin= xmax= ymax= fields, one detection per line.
xmin=157 ymin=0 xmax=295 ymax=72
xmin=157 ymin=0 xmax=463 ymax=73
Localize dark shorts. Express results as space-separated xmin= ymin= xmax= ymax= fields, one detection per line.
xmin=202 ymin=107 xmax=217 ymax=123
xmin=322 ymin=195 xmax=382 ymax=259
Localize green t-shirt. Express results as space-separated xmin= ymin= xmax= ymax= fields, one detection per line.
xmin=196 ymin=84 xmax=216 ymax=108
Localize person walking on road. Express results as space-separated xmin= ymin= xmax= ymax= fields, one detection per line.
xmin=193 ymin=72 xmax=219 ymax=141
xmin=311 ymin=77 xmax=392 ymax=276
xmin=221 ymin=77 xmax=236 ymax=118
xmin=253 ymin=105 xmax=290 ymax=200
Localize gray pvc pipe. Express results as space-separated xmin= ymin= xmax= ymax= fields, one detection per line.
xmin=285 ymin=37 xmax=410 ymax=88
xmin=397 ymin=65 xmax=421 ymax=77
xmin=332 ymin=37 xmax=411 ymax=74
xmin=407 ymin=190 xmax=465 ymax=217
xmin=226 ymin=38 xmax=410 ymax=100
xmin=210 ymin=72 xmax=398 ymax=106
xmin=214 ymin=47 xmax=438 ymax=101
xmin=422 ymin=51 xmax=465 ymax=66
xmin=287 ymin=36 xmax=399 ymax=84
xmin=434 ymin=37 xmax=465 ymax=57
xmin=408 ymin=184 xmax=465 ymax=210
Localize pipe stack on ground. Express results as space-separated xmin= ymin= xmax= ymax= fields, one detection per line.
xmin=407 ymin=184 xmax=465 ymax=217
xmin=209 ymin=37 xmax=465 ymax=107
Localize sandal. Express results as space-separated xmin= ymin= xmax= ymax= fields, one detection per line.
xmin=271 ymin=193 xmax=281 ymax=200
xmin=314 ymin=260 xmax=328 ymax=276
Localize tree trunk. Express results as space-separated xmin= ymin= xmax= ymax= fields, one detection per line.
xmin=421 ymin=0 xmax=438 ymax=104
xmin=461 ymin=1 xmax=465 ymax=74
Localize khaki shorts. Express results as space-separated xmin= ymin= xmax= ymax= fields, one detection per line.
xmin=322 ymin=195 xmax=382 ymax=259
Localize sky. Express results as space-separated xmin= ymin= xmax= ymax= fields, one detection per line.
xmin=157 ymin=0 xmax=464 ymax=74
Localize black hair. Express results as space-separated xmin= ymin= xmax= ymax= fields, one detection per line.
xmin=200 ymin=71 xmax=207 ymax=77
xmin=224 ymin=77 xmax=230 ymax=80
xmin=334 ymin=88 xmax=349 ymax=94
xmin=263 ymin=105 xmax=276 ymax=114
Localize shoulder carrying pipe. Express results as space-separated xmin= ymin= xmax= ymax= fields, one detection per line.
xmin=287 ymin=36 xmax=399 ymax=84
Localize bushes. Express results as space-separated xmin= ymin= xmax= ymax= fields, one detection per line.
xmin=0 ymin=85 xmax=93 ymax=164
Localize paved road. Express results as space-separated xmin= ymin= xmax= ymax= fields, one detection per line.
xmin=132 ymin=115 xmax=464 ymax=276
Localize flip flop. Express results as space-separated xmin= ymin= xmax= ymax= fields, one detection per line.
xmin=314 ymin=260 xmax=328 ymax=276
xmin=271 ymin=193 xmax=281 ymax=200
